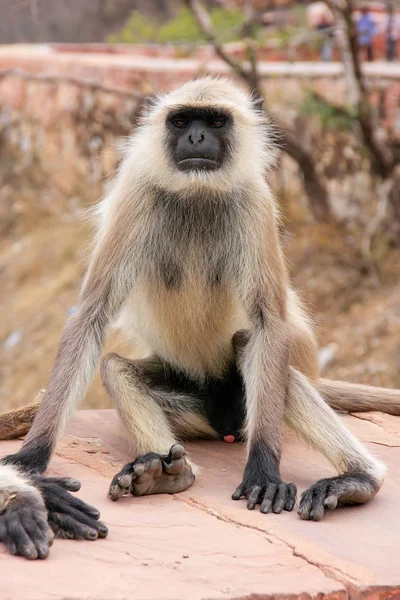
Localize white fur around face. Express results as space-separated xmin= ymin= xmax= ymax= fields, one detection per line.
xmin=115 ymin=76 xmax=279 ymax=198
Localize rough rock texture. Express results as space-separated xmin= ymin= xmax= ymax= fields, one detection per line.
xmin=1 ymin=409 xmax=400 ymax=599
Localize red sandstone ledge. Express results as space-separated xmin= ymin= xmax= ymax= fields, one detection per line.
xmin=1 ymin=409 xmax=400 ymax=600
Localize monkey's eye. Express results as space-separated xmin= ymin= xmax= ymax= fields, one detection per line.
xmin=208 ymin=116 xmax=226 ymax=128
xmin=172 ymin=117 xmax=189 ymax=128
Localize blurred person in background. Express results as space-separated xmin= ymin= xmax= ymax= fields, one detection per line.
xmin=356 ymin=5 xmax=377 ymax=61
xmin=316 ymin=12 xmax=335 ymax=61
xmin=384 ymin=8 xmax=399 ymax=61
xmin=307 ymin=2 xmax=335 ymax=62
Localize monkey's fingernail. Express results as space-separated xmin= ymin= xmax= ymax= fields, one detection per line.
xmin=98 ymin=524 xmax=109 ymax=537
xmin=37 ymin=544 xmax=50 ymax=559
xmin=23 ymin=545 xmax=38 ymax=560
xmin=85 ymin=529 xmax=98 ymax=540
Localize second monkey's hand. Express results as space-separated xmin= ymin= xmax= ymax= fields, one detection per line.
xmin=35 ymin=476 xmax=109 ymax=541
xmin=232 ymin=447 xmax=297 ymax=513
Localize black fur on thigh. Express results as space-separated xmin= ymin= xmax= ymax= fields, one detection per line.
xmin=130 ymin=354 xmax=246 ymax=441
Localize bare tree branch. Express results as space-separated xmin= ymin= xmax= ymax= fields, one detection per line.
xmin=186 ymin=0 xmax=331 ymax=222
xmin=324 ymin=0 xmax=395 ymax=177
xmin=186 ymin=0 xmax=251 ymax=83
xmin=0 ymin=68 xmax=143 ymax=100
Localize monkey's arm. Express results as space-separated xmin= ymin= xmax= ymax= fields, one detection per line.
xmin=232 ymin=209 xmax=296 ymax=513
xmin=0 ymin=209 xmax=139 ymax=558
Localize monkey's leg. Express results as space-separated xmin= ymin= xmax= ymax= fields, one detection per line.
xmin=101 ymin=353 xmax=217 ymax=501
xmin=285 ymin=368 xmax=386 ymax=521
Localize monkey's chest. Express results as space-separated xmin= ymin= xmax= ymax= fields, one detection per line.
xmin=117 ymin=274 xmax=249 ymax=379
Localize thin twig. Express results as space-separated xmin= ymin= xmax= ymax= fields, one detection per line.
xmin=0 ymin=68 xmax=143 ymax=100
xmin=185 ymin=0 xmax=251 ymax=83
xmin=324 ymin=0 xmax=395 ymax=176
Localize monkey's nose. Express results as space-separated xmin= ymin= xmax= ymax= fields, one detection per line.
xmin=188 ymin=133 xmax=205 ymax=144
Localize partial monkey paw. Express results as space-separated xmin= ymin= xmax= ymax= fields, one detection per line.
xmin=298 ymin=472 xmax=379 ymax=521
xmin=232 ymin=479 xmax=297 ymax=514
xmin=109 ymin=444 xmax=195 ymax=501
xmin=0 ymin=487 xmax=54 ymax=560
xmin=35 ymin=476 xmax=108 ymax=540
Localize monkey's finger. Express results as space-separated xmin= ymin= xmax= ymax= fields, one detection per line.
xmin=49 ymin=512 xmax=99 ymax=541
xmin=109 ymin=482 xmax=128 ymax=501
xmin=7 ymin=516 xmax=39 ymax=560
xmin=272 ymin=483 xmax=288 ymax=514
xmin=54 ymin=503 xmax=108 ymax=538
xmin=0 ymin=520 xmax=17 ymax=556
xmin=309 ymin=488 xmax=327 ymax=522
xmin=260 ymin=483 xmax=278 ymax=514
xmin=324 ymin=495 xmax=338 ymax=510
xmin=232 ymin=482 xmax=245 ymax=500
xmin=20 ymin=513 xmax=52 ymax=559
xmin=143 ymin=458 xmax=163 ymax=477
xmin=42 ymin=477 xmax=81 ymax=492
xmin=298 ymin=490 xmax=314 ymax=520
xmin=132 ymin=463 xmax=145 ymax=477
xmin=117 ymin=474 xmax=133 ymax=489
xmin=247 ymin=486 xmax=262 ymax=510
xmin=32 ymin=512 xmax=55 ymax=547
xmin=44 ymin=485 xmax=101 ymax=520
xmin=163 ymin=457 xmax=185 ymax=475
xmin=284 ymin=484 xmax=297 ymax=511
xmin=168 ymin=444 xmax=185 ymax=461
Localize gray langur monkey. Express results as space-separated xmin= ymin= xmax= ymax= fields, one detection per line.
xmin=0 ymin=76 xmax=397 ymax=561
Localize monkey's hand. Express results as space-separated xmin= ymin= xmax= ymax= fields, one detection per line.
xmin=232 ymin=452 xmax=297 ymax=513
xmin=34 ymin=476 xmax=109 ymax=541
xmin=298 ymin=472 xmax=378 ymax=521
xmin=0 ymin=485 xmax=54 ymax=559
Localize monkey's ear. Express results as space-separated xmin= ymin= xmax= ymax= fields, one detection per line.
xmin=144 ymin=94 xmax=159 ymax=110
xmin=253 ymin=97 xmax=264 ymax=111
xmin=132 ymin=94 xmax=159 ymax=126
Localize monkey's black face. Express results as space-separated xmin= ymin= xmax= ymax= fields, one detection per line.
xmin=166 ymin=108 xmax=232 ymax=172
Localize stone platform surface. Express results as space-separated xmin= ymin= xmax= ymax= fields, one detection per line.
xmin=1 ymin=409 xmax=400 ymax=600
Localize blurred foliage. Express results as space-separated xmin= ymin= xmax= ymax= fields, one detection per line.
xmin=107 ymin=6 xmax=247 ymax=44
xmin=300 ymin=92 xmax=355 ymax=131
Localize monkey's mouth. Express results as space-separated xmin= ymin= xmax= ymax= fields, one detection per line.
xmin=177 ymin=158 xmax=220 ymax=172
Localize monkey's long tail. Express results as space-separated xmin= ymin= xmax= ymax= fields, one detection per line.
xmin=0 ymin=391 xmax=43 ymax=440
xmin=317 ymin=378 xmax=400 ymax=416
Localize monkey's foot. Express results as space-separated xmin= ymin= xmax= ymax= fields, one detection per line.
xmin=35 ymin=476 xmax=109 ymax=541
xmin=108 ymin=444 xmax=195 ymax=501
xmin=0 ymin=487 xmax=54 ymax=560
xmin=232 ymin=479 xmax=297 ymax=514
xmin=298 ymin=472 xmax=379 ymax=521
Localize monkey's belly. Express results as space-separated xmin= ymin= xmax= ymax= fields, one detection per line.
xmin=115 ymin=281 xmax=249 ymax=378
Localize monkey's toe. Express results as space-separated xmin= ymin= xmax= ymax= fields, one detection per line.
xmin=108 ymin=444 xmax=195 ymax=500
xmin=298 ymin=473 xmax=378 ymax=521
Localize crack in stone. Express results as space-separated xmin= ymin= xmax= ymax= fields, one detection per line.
xmin=368 ymin=440 xmax=400 ymax=448
xmin=174 ymin=495 xmax=363 ymax=597
xmin=350 ymin=413 xmax=400 ymax=444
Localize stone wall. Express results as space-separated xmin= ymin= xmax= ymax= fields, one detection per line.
xmin=0 ymin=44 xmax=399 ymax=410
xmin=0 ymin=45 xmax=398 ymax=235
